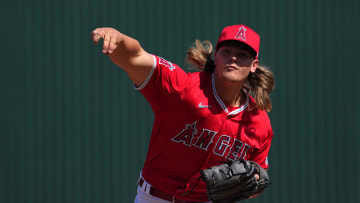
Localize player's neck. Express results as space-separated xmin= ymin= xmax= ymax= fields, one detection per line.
xmin=214 ymin=78 xmax=246 ymax=107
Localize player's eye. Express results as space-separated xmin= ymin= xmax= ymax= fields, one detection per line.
xmin=236 ymin=51 xmax=251 ymax=59
xmin=237 ymin=53 xmax=248 ymax=58
xmin=220 ymin=49 xmax=232 ymax=56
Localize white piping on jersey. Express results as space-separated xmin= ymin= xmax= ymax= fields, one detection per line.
xmin=211 ymin=74 xmax=249 ymax=116
xmin=134 ymin=55 xmax=157 ymax=90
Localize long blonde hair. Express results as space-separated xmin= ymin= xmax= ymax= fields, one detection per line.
xmin=186 ymin=40 xmax=275 ymax=112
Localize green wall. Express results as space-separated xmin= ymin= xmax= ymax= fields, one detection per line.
xmin=1 ymin=0 xmax=360 ymax=202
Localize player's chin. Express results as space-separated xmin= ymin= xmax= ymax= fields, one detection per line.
xmin=221 ymin=72 xmax=246 ymax=84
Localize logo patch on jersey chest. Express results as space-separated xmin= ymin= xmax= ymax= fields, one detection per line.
xmin=198 ymin=102 xmax=211 ymax=109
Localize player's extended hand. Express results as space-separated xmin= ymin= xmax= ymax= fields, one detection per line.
xmin=91 ymin=27 xmax=122 ymax=54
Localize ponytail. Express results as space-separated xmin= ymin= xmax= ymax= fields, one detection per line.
xmin=186 ymin=40 xmax=215 ymax=72
xmin=186 ymin=40 xmax=275 ymax=112
xmin=244 ymin=66 xmax=275 ymax=112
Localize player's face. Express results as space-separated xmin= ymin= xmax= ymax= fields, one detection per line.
xmin=214 ymin=43 xmax=258 ymax=85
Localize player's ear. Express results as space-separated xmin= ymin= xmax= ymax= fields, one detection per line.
xmin=250 ymin=59 xmax=258 ymax=73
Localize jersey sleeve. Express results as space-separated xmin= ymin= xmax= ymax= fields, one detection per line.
xmin=135 ymin=55 xmax=190 ymax=113
xmin=249 ymin=127 xmax=273 ymax=169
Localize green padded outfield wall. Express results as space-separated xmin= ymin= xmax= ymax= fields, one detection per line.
xmin=1 ymin=0 xmax=360 ymax=202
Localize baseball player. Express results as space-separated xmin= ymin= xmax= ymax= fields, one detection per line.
xmin=91 ymin=24 xmax=274 ymax=203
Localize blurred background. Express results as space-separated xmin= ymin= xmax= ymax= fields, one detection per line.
xmin=1 ymin=0 xmax=360 ymax=202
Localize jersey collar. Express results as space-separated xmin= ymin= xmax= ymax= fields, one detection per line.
xmin=211 ymin=74 xmax=249 ymax=116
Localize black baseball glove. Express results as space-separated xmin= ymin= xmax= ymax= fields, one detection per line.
xmin=200 ymin=159 xmax=271 ymax=203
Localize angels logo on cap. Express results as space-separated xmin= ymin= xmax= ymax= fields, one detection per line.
xmin=215 ymin=24 xmax=260 ymax=58
xmin=235 ymin=26 xmax=247 ymax=41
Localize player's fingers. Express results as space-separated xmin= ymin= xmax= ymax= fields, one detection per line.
xmin=107 ymin=37 xmax=118 ymax=54
xmin=102 ymin=33 xmax=111 ymax=54
xmin=249 ymin=192 xmax=262 ymax=199
xmin=248 ymin=174 xmax=261 ymax=199
xmin=91 ymin=29 xmax=103 ymax=45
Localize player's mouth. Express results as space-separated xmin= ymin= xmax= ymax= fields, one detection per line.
xmin=225 ymin=65 xmax=238 ymax=70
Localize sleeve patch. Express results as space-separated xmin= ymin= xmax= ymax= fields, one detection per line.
xmin=159 ymin=57 xmax=176 ymax=71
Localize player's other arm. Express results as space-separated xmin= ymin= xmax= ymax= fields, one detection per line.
xmin=91 ymin=27 xmax=154 ymax=86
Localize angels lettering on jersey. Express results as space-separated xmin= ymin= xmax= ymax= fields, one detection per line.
xmin=171 ymin=121 xmax=251 ymax=161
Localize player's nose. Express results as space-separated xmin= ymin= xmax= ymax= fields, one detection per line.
xmin=230 ymin=55 xmax=237 ymax=63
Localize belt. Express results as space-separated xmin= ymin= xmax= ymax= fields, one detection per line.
xmin=138 ymin=177 xmax=203 ymax=203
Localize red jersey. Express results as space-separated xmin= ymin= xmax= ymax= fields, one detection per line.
xmin=136 ymin=55 xmax=273 ymax=201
